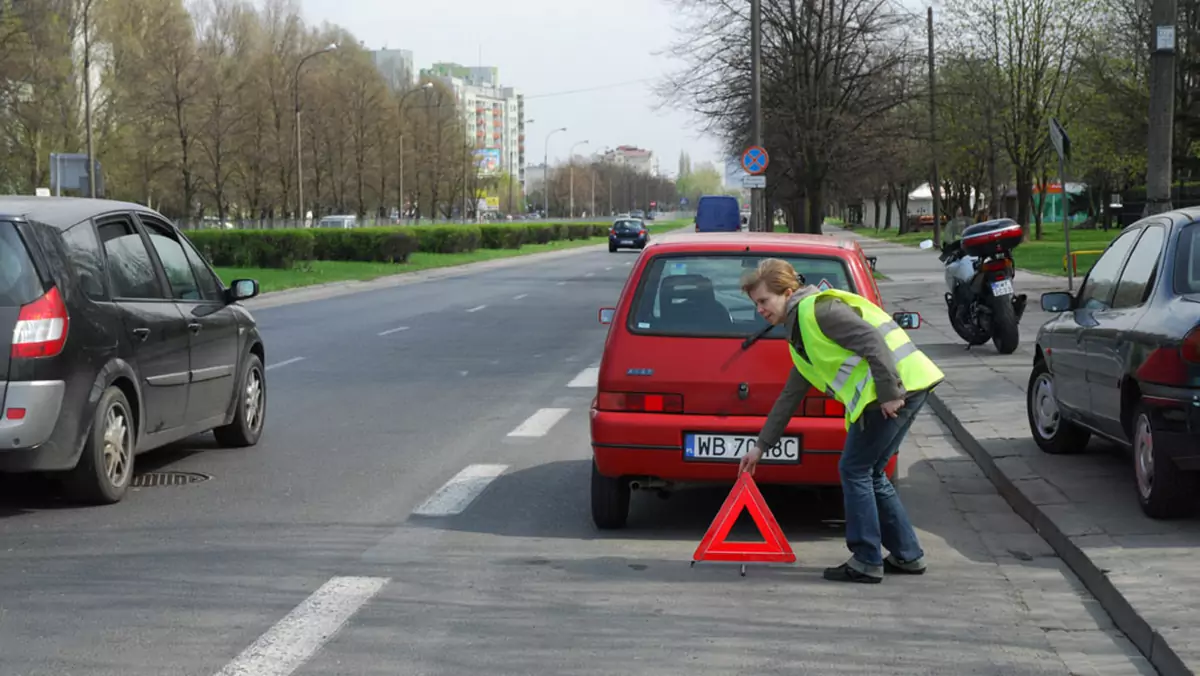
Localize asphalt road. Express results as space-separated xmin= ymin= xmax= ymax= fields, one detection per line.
xmin=0 ymin=238 xmax=1153 ymax=675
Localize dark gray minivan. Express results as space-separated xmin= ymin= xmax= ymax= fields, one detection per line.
xmin=1 ymin=197 xmax=266 ymax=504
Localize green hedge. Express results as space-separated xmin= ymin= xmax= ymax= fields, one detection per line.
xmin=184 ymin=222 xmax=613 ymax=269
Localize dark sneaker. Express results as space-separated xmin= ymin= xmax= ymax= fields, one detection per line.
xmin=884 ymin=555 xmax=927 ymax=575
xmin=823 ymin=563 xmax=882 ymax=584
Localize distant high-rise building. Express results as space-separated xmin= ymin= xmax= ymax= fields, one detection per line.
xmin=421 ymin=63 xmax=526 ymax=189
xmin=370 ymin=49 xmax=415 ymax=91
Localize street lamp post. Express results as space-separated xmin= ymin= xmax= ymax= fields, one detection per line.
xmin=398 ymin=82 xmax=433 ymax=223
xmin=544 ymin=127 xmax=566 ymax=217
xmin=568 ymin=140 xmax=589 ymax=218
xmin=295 ymin=43 xmax=337 ymax=226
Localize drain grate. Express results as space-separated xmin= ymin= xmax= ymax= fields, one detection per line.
xmin=131 ymin=471 xmax=212 ymax=488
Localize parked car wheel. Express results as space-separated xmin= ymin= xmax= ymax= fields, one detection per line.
xmin=1133 ymin=403 xmax=1199 ymax=519
xmin=213 ymin=353 xmax=266 ymax=447
xmin=590 ymin=460 xmax=630 ymax=529
xmin=65 ymin=386 xmax=135 ymax=504
xmin=1026 ymin=360 xmax=1090 ymax=454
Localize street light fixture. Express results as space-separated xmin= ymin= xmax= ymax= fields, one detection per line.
xmin=398 ymin=81 xmax=434 ymax=223
xmin=544 ymin=127 xmax=566 ymax=217
xmin=569 ymin=140 xmax=589 ymax=218
xmin=295 ymin=42 xmax=338 ymax=226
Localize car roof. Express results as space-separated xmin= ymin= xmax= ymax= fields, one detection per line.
xmin=645 ymin=231 xmax=863 ymax=255
xmin=0 ymin=196 xmax=161 ymax=229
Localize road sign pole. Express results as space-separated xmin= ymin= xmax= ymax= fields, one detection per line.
xmin=750 ymin=0 xmax=764 ymax=231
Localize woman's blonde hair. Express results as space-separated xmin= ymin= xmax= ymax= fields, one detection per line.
xmin=740 ymin=258 xmax=801 ymax=296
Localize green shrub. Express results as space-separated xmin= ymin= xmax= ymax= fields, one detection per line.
xmin=479 ymin=224 xmax=527 ymax=249
xmin=310 ymin=228 xmax=419 ymax=263
xmin=409 ymin=225 xmax=481 ymax=253
xmin=187 ymin=229 xmax=315 ymax=269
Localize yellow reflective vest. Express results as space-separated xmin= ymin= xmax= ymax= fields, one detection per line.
xmin=788 ymin=289 xmax=944 ymax=428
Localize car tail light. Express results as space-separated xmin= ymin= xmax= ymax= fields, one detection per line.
xmin=799 ymin=388 xmax=845 ymax=417
xmin=11 ymin=286 xmax=69 ymax=358
xmin=639 ymin=229 xmax=647 ymax=235
xmin=596 ymin=391 xmax=683 ymax=413
xmin=1183 ymin=326 xmax=1200 ymax=365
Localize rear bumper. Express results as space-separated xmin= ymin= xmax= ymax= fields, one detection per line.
xmin=609 ymin=234 xmax=647 ymax=247
xmin=590 ymin=409 xmax=895 ymax=484
xmin=1142 ymin=388 xmax=1200 ymax=471
xmin=0 ymin=380 xmax=71 ymax=472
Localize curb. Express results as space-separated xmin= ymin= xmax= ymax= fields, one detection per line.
xmin=926 ymin=391 xmax=1191 ymax=676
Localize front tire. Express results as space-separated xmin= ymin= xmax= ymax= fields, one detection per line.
xmin=590 ymin=460 xmax=630 ymax=529
xmin=990 ymin=293 xmax=1020 ymax=354
xmin=65 ymin=386 xmax=135 ymax=505
xmin=214 ymin=353 xmax=266 ymax=447
xmin=1133 ymin=404 xmax=1199 ymax=519
xmin=1027 ymin=360 xmax=1090 ymax=454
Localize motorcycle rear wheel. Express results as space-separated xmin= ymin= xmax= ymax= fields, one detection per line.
xmin=990 ymin=294 xmax=1020 ymax=354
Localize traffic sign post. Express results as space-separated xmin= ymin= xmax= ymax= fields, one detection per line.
xmin=741 ymin=146 xmax=769 ymax=175
xmin=741 ymin=146 xmax=770 ymax=232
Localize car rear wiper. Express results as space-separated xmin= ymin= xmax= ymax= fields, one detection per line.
xmin=741 ymin=323 xmax=774 ymax=350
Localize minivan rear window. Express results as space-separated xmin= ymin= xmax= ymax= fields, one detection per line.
xmin=1175 ymin=222 xmax=1200 ymax=294
xmin=627 ymin=253 xmax=855 ymax=337
xmin=0 ymin=222 xmax=42 ymax=307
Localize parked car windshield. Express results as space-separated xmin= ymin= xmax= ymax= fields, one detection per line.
xmin=1176 ymin=222 xmax=1200 ymax=295
xmin=627 ymin=253 xmax=855 ymax=337
xmin=0 ymin=222 xmax=42 ymax=307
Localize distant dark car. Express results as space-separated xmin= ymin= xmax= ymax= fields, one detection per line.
xmin=1027 ymin=209 xmax=1200 ymax=518
xmin=609 ymin=218 xmax=648 ymax=252
xmin=0 ymin=197 xmax=266 ymax=504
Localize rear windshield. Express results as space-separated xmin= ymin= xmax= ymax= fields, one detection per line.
xmin=1176 ymin=223 xmax=1200 ymax=294
xmin=627 ymin=253 xmax=856 ymax=337
xmin=614 ymin=220 xmax=642 ymax=230
xmin=0 ymin=222 xmax=42 ymax=307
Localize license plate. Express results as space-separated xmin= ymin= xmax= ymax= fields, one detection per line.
xmin=619 ymin=239 xmax=633 ymax=245
xmin=683 ymin=433 xmax=800 ymax=463
xmin=991 ymin=280 xmax=1013 ymax=296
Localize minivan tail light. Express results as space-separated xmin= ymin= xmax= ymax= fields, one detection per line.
xmin=596 ymin=391 xmax=683 ymax=413
xmin=12 ymin=286 xmax=69 ymax=359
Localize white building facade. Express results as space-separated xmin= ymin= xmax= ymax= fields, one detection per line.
xmin=423 ymin=63 xmax=526 ymax=188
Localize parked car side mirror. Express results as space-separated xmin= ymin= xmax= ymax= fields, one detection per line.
xmin=892 ymin=311 xmax=921 ymax=329
xmin=228 ymin=279 xmax=260 ymax=303
xmin=1041 ymin=291 xmax=1074 ymax=313
xmin=599 ymin=307 xmax=616 ymax=324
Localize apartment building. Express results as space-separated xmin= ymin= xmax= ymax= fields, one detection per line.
xmin=421 ymin=63 xmax=526 ymax=187
xmin=599 ymin=145 xmax=659 ymax=176
xmin=370 ymin=49 xmax=415 ymax=90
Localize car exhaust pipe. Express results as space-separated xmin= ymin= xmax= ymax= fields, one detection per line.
xmin=629 ymin=478 xmax=668 ymax=491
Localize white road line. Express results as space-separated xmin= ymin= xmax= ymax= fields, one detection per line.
xmin=556 ymin=281 xmax=566 ymax=286
xmin=213 ymin=576 xmax=388 ymax=676
xmin=567 ymin=366 xmax=599 ymax=388
xmin=584 ymin=272 xmax=595 ymax=277
xmin=465 ymin=304 xmax=487 ymax=313
xmin=507 ymin=407 xmax=570 ymax=437
xmin=412 ymin=464 xmax=509 ymax=516
xmin=513 ymin=293 xmax=528 ymax=300
xmin=624 ymin=261 xmax=632 ymax=266
xmin=605 ymin=266 xmax=613 ymax=271
xmin=377 ymin=326 xmax=409 ymax=336
xmin=265 ymin=357 xmax=305 ymax=372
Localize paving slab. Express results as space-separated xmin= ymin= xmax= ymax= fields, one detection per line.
xmin=833 ymin=225 xmax=1199 ymax=676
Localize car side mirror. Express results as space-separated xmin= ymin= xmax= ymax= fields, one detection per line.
xmin=892 ymin=311 xmax=921 ymax=329
xmin=918 ymin=239 xmax=934 ymax=250
xmin=599 ymin=307 xmax=615 ymax=324
xmin=227 ymin=278 xmax=260 ymax=303
xmin=1041 ymin=291 xmax=1074 ymax=313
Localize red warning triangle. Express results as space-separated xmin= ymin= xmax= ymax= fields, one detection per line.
xmin=692 ymin=472 xmax=796 ymax=564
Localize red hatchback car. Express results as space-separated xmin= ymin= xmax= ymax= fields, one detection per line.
xmin=589 ymin=231 xmax=903 ymax=528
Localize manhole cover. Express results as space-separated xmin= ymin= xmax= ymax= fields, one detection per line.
xmin=131 ymin=471 xmax=212 ymax=488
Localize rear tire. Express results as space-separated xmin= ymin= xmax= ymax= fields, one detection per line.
xmin=590 ymin=460 xmax=630 ymax=529
xmin=990 ymin=293 xmax=1020 ymax=354
xmin=214 ymin=354 xmax=266 ymax=448
xmin=608 ymin=243 xmax=617 ymax=253
xmin=65 ymin=386 xmax=135 ymax=505
xmin=1133 ymin=404 xmax=1199 ymax=519
xmin=1027 ymin=360 xmax=1090 ymax=454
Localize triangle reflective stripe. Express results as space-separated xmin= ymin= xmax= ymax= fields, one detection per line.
xmin=692 ymin=473 xmax=796 ymax=564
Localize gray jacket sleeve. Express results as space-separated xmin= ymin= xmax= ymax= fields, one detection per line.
xmin=755 ymin=367 xmax=809 ymax=451
xmin=814 ymin=298 xmax=906 ymax=402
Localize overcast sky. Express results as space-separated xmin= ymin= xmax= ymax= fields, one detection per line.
xmin=298 ymin=0 xmax=727 ymax=177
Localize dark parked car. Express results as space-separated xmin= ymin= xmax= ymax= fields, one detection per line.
xmin=1027 ymin=209 xmax=1200 ymax=518
xmin=609 ymin=218 xmax=648 ymax=252
xmin=0 ymin=197 xmax=266 ymax=504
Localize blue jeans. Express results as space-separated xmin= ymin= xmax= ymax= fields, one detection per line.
xmin=837 ymin=390 xmax=928 ymax=577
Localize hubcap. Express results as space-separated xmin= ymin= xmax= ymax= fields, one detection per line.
xmin=245 ymin=367 xmax=264 ymax=432
xmin=103 ymin=404 xmax=132 ymax=488
xmin=1135 ymin=414 xmax=1154 ymax=500
xmin=1031 ymin=373 xmax=1060 ymax=440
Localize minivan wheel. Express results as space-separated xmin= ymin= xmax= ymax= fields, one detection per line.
xmin=1026 ymin=361 xmax=1089 ymax=454
xmin=1133 ymin=404 xmax=1199 ymax=519
xmin=214 ymin=354 xmax=266 ymax=448
xmin=591 ymin=460 xmax=630 ymax=529
xmin=65 ymin=386 xmax=135 ymax=505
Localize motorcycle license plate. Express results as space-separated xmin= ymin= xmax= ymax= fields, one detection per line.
xmin=991 ymin=280 xmax=1014 ymax=296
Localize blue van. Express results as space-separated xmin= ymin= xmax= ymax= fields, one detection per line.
xmin=694 ymin=194 xmax=743 ymax=232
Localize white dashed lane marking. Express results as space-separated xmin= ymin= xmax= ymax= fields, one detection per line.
xmin=513 ymin=293 xmax=528 ymax=300
xmin=506 ymin=408 xmax=570 ymax=437
xmin=465 ymin=305 xmax=487 ymax=313
xmin=567 ymin=367 xmax=599 ymax=388
xmin=377 ymin=326 xmax=409 ymax=336
xmin=411 ymin=464 xmax=509 ymax=516
xmin=265 ymin=357 xmax=305 ymax=371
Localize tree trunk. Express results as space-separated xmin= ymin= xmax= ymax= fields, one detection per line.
xmin=873 ymin=192 xmax=882 ymax=230
xmin=805 ymin=180 xmax=823 ymax=234
xmin=885 ymin=184 xmax=895 ymax=230
xmin=1015 ymin=167 xmax=1033 ymax=237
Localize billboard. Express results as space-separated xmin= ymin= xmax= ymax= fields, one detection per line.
xmin=473 ymin=148 xmax=501 ymax=176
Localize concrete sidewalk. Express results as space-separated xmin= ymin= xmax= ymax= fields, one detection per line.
xmin=833 ymin=226 xmax=1198 ymax=676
